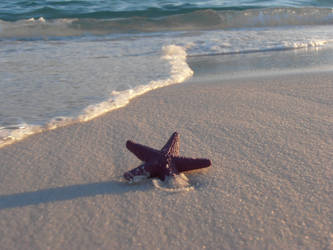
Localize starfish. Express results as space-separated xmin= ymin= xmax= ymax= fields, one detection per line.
xmin=124 ymin=132 xmax=211 ymax=183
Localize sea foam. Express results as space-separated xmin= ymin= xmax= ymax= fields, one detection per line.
xmin=78 ymin=45 xmax=193 ymax=122
xmin=1 ymin=8 xmax=333 ymax=39
xmin=0 ymin=44 xmax=193 ymax=148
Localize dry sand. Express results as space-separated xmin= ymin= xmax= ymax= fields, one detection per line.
xmin=0 ymin=70 xmax=332 ymax=249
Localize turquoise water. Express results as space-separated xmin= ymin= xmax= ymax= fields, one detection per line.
xmin=1 ymin=0 xmax=333 ymax=147
xmin=1 ymin=0 xmax=333 ymax=21
xmin=1 ymin=0 xmax=333 ymax=39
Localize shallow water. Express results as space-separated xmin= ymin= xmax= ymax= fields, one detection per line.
xmin=1 ymin=1 xmax=333 ymax=147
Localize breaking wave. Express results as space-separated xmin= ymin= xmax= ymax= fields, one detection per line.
xmin=0 ymin=44 xmax=193 ymax=148
xmin=1 ymin=8 xmax=333 ymax=39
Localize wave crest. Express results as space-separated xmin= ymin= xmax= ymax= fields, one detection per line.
xmin=0 ymin=44 xmax=193 ymax=148
xmin=1 ymin=7 xmax=333 ymax=40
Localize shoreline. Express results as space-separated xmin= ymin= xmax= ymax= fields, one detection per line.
xmin=0 ymin=44 xmax=193 ymax=149
xmin=0 ymin=69 xmax=332 ymax=249
xmin=2 ymin=47 xmax=333 ymax=151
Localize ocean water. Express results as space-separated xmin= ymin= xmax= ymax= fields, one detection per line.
xmin=1 ymin=0 xmax=333 ymax=147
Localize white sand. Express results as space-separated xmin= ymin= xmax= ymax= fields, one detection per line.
xmin=0 ymin=70 xmax=332 ymax=249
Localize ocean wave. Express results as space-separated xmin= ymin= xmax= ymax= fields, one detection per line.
xmin=77 ymin=45 xmax=193 ymax=122
xmin=1 ymin=7 xmax=333 ymax=40
xmin=0 ymin=44 xmax=193 ymax=148
xmin=2 ymin=0 xmax=333 ymax=22
xmin=1 ymin=6 xmax=333 ymax=149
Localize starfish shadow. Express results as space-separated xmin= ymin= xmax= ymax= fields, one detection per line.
xmin=0 ymin=180 xmax=150 ymax=210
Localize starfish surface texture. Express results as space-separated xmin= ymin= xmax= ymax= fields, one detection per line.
xmin=124 ymin=132 xmax=211 ymax=182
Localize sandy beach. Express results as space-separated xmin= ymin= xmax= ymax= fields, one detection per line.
xmin=0 ymin=66 xmax=332 ymax=249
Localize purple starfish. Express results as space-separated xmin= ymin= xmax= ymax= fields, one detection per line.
xmin=124 ymin=132 xmax=211 ymax=183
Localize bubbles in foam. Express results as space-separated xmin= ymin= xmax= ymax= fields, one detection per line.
xmin=27 ymin=17 xmax=46 ymax=23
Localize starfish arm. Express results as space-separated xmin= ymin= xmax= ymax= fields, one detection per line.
xmin=126 ymin=140 xmax=160 ymax=162
xmin=158 ymin=158 xmax=179 ymax=181
xmin=174 ymin=156 xmax=211 ymax=173
xmin=161 ymin=132 xmax=180 ymax=156
xmin=123 ymin=164 xmax=151 ymax=181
